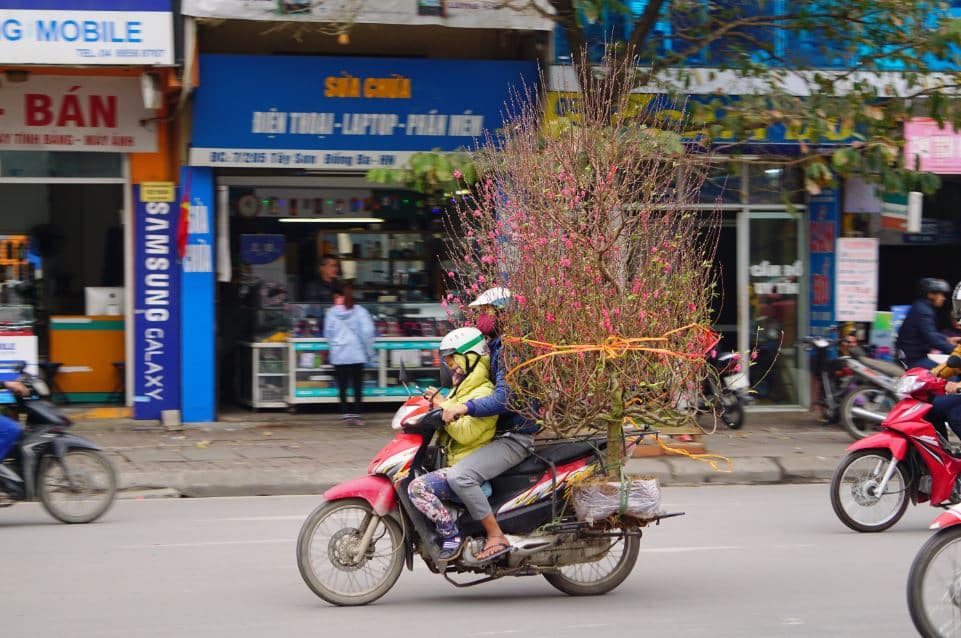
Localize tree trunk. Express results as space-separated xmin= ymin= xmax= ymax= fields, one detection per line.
xmin=604 ymin=383 xmax=625 ymax=479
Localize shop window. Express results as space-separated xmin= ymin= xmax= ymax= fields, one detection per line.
xmin=698 ymin=161 xmax=741 ymax=204
xmin=0 ymin=151 xmax=122 ymax=178
xmin=747 ymin=163 xmax=803 ymax=205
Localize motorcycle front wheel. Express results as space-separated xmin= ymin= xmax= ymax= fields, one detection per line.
xmin=908 ymin=526 xmax=961 ymax=637
xmin=296 ymin=498 xmax=404 ymax=606
xmin=830 ymin=449 xmax=910 ymax=532
xmin=543 ymin=531 xmax=640 ymax=596
xmin=840 ymin=387 xmax=894 ymax=441
xmin=38 ymin=449 xmax=117 ymax=524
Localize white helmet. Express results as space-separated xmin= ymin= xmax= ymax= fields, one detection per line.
xmin=468 ymin=287 xmax=512 ymax=309
xmin=439 ymin=327 xmax=488 ymax=357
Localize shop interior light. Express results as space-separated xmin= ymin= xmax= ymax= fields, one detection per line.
xmin=278 ymin=217 xmax=385 ymax=223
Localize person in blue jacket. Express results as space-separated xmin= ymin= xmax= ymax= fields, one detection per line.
xmin=0 ymin=377 xmax=31 ymax=473
xmin=897 ymin=278 xmax=961 ymax=369
xmin=323 ymin=285 xmax=375 ymax=426
xmin=425 ymin=287 xmax=538 ymax=564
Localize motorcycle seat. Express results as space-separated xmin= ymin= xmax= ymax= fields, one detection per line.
xmin=509 ymin=438 xmax=606 ymax=475
xmin=856 ymin=356 xmax=904 ymax=378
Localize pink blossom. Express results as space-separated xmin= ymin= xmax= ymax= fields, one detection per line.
xmin=560 ymin=258 xmax=571 ymax=268
xmin=688 ymin=303 xmax=696 ymax=312
xmin=546 ymin=312 xmax=555 ymax=322
xmin=447 ymin=271 xmax=455 ymax=278
xmin=453 ymin=169 xmax=463 ymax=179
xmin=478 ymin=275 xmax=486 ymax=283
xmin=732 ymin=352 xmax=741 ymax=361
xmin=751 ymin=350 xmax=759 ymax=361
xmin=732 ymin=364 xmax=742 ymax=373
xmin=638 ymin=310 xmax=647 ymax=320
xmin=515 ymin=294 xmax=527 ymax=306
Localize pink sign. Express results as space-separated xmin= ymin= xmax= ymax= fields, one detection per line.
xmin=904 ymin=118 xmax=961 ymax=174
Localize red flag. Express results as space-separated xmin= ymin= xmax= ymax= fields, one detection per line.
xmin=177 ymin=172 xmax=191 ymax=260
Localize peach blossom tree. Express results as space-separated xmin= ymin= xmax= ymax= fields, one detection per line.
xmin=444 ymin=56 xmax=722 ymax=477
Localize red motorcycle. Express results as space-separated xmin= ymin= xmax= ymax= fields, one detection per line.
xmin=295 ymin=368 xmax=677 ymax=606
xmin=830 ymin=368 xmax=961 ymax=533
xmin=906 ymin=504 xmax=961 ymax=637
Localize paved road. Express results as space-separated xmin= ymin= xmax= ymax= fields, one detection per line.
xmin=1 ymin=485 xmax=937 ymax=637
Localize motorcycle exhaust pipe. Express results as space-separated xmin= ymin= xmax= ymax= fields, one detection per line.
xmin=849 ymin=406 xmax=886 ymax=423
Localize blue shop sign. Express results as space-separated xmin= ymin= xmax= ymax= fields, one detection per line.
xmin=189 ymin=54 xmax=539 ymax=169
xmin=133 ymin=183 xmax=181 ymax=420
xmin=808 ymin=189 xmax=840 ymax=336
xmin=0 ymin=0 xmax=173 ymax=65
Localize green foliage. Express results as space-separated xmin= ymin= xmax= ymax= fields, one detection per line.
xmin=543 ymin=0 xmax=961 ymax=195
xmin=366 ymin=150 xmax=477 ymax=194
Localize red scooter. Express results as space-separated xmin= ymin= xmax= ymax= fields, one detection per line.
xmin=830 ymin=368 xmax=961 ymax=533
xmin=906 ymin=503 xmax=961 ymax=637
xmin=295 ymin=366 xmax=677 ymax=606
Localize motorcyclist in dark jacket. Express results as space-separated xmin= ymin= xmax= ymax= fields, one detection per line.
xmin=897 ymin=278 xmax=960 ymax=369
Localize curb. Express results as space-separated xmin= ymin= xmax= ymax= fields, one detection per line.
xmin=112 ymin=457 xmax=842 ymax=498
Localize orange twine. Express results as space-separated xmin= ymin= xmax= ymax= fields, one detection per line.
xmin=501 ymin=324 xmax=732 ymax=473
xmin=502 ymin=323 xmax=720 ymax=381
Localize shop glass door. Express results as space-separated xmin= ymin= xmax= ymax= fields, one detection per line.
xmin=747 ymin=212 xmax=803 ymax=405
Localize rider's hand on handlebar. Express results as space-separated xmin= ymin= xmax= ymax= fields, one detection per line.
xmin=423 ymin=386 xmax=441 ymax=408
xmin=3 ymin=381 xmax=29 ymax=397
xmin=948 ymin=381 xmax=961 ymax=394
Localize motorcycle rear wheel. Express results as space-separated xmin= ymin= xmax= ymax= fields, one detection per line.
xmin=297 ymin=498 xmax=404 ymax=606
xmin=840 ymin=387 xmax=893 ymax=441
xmin=38 ymin=449 xmax=117 ymax=524
xmin=907 ymin=526 xmax=961 ymax=638
xmin=830 ymin=449 xmax=910 ymax=532
xmin=543 ymin=531 xmax=640 ymax=596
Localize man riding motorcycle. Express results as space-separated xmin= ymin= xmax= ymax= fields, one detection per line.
xmin=925 ymin=281 xmax=961 ymax=439
xmin=897 ymin=277 xmax=960 ymax=369
xmin=425 ymin=287 xmax=538 ymax=564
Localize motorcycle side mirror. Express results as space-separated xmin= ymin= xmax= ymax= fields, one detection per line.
xmin=439 ymin=362 xmax=453 ymax=389
xmin=398 ymin=362 xmax=408 ymax=385
xmin=948 ymin=355 xmax=961 ymax=369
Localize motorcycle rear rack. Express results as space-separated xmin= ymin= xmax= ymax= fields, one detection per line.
xmin=540 ymin=511 xmax=685 ymax=535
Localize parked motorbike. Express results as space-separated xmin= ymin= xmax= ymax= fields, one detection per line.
xmin=906 ymin=503 xmax=961 ymax=637
xmin=0 ymin=371 xmax=117 ymax=523
xmin=838 ymin=345 xmax=904 ymax=441
xmin=296 ymin=365 xmax=679 ymax=606
xmin=701 ymin=350 xmax=751 ymax=430
xmin=829 ymin=367 xmax=961 ymax=533
xmin=801 ymin=336 xmax=857 ymax=424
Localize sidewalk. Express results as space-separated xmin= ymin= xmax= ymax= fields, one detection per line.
xmin=63 ymin=408 xmax=854 ymax=498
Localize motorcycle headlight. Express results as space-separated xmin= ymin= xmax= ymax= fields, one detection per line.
xmin=895 ymin=375 xmax=925 ymax=396
xmin=391 ymin=404 xmax=421 ymax=430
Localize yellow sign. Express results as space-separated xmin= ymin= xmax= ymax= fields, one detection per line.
xmin=140 ymin=182 xmax=176 ymax=203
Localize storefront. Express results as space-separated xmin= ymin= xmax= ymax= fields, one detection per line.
xmin=0 ymin=1 xmax=176 ymax=407
xmin=188 ymin=54 xmax=537 ymax=408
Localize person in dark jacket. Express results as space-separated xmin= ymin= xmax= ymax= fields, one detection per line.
xmin=897 ymin=278 xmax=960 ymax=369
xmin=303 ymin=254 xmax=342 ymax=303
xmin=424 ymin=287 xmax=537 ymax=564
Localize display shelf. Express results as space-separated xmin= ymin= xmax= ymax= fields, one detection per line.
xmin=236 ymin=342 xmax=288 ymax=409
xmin=288 ymin=336 xmax=442 ymax=405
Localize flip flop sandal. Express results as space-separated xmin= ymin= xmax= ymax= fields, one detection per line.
xmin=475 ymin=541 xmax=512 ymax=564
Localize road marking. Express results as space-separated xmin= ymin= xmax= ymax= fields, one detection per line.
xmin=120 ymin=539 xmax=291 ymax=549
xmin=638 ymin=545 xmax=741 ymax=553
